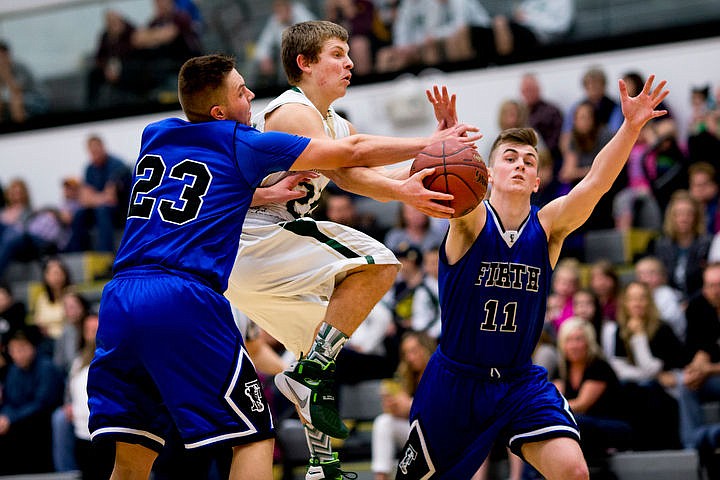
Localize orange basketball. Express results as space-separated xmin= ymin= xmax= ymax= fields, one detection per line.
xmin=410 ymin=139 xmax=488 ymax=218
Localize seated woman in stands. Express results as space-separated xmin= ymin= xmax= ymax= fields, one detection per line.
xmin=554 ymin=317 xmax=632 ymax=472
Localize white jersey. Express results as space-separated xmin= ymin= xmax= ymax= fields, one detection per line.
xmin=249 ymin=87 xmax=352 ymax=223
xmin=226 ymin=87 xmax=398 ymax=358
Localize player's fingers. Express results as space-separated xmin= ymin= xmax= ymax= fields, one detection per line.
xmin=618 ymin=79 xmax=628 ymax=98
xmin=643 ymin=74 xmax=655 ymax=95
xmin=413 ymin=167 xmax=437 ymax=179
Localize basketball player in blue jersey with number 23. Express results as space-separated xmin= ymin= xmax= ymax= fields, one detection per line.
xmin=396 ymin=76 xmax=669 ymax=480
xmin=85 ymin=53 xmax=478 ymax=480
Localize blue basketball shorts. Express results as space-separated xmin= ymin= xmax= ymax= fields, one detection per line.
xmin=87 ymin=271 xmax=273 ymax=452
xmin=396 ymin=348 xmax=579 ymax=479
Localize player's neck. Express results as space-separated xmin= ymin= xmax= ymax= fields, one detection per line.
xmin=295 ymin=81 xmax=336 ymax=116
xmin=487 ymin=194 xmax=531 ymax=230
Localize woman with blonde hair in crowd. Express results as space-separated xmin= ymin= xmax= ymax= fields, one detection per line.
xmin=554 ymin=317 xmax=632 ymax=472
xmin=609 ymin=281 xmax=687 ymax=384
xmin=607 ymin=280 xmax=686 ymax=450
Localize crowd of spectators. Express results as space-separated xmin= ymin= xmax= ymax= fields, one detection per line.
xmin=14 ymin=0 xmax=720 ymax=128
xmin=0 ymin=15 xmax=718 ymax=477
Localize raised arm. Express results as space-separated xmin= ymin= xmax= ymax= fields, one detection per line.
xmin=291 ymin=122 xmax=480 ymax=171
xmin=540 ymin=75 xmax=669 ymax=261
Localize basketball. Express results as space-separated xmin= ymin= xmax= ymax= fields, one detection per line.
xmin=410 ymin=139 xmax=488 ymax=218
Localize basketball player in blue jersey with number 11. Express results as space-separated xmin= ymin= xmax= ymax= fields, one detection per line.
xmin=396 ymin=75 xmax=669 ymax=480
xmin=84 ymin=53 xmax=479 ymax=480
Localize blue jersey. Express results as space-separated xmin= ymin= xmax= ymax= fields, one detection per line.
xmin=438 ymin=201 xmax=552 ymax=367
xmin=113 ymin=118 xmax=309 ymax=292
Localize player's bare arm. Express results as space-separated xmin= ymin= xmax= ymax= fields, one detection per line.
xmin=291 ymin=123 xmax=481 ymax=171
xmin=539 ymin=75 xmax=669 ymax=264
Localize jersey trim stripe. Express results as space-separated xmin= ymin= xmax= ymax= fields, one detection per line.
xmin=90 ymin=427 xmax=166 ymax=446
xmin=282 ymin=219 xmax=370 ymax=261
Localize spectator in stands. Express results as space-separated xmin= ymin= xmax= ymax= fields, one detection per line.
xmin=410 ymin=245 xmax=440 ymax=338
xmin=612 ymin=121 xmax=663 ymax=231
xmin=66 ymin=310 xmax=114 ymax=479
xmin=559 ymin=99 xmax=618 ymax=232
xmin=323 ymin=188 xmax=387 ymax=241
xmin=634 ymin=255 xmax=687 ymax=342
xmin=519 ymin=72 xmax=564 ymax=166
xmin=490 ymin=0 xmax=574 ymax=61
xmin=30 ymin=257 xmax=73 ymax=343
xmin=371 ymin=330 xmax=435 ymax=480
xmin=589 ymin=259 xmax=620 ymax=323
xmin=384 ymin=203 xmax=446 ymax=253
xmin=375 ymin=0 xmax=493 ymax=72
xmin=66 ymin=134 xmax=131 ymax=253
xmin=687 ymin=84 xmax=720 ymax=165
xmin=497 ymin=98 xmax=529 ymax=131
xmin=608 ymin=281 xmax=687 ymax=383
xmin=51 ymin=292 xmax=90 ymax=473
xmin=386 ymin=244 xmax=425 ymax=333
xmin=336 ymin=302 xmax=396 ymax=384
xmin=572 ymin=288 xmax=614 ymax=358
xmin=689 ymin=161 xmax=720 ymax=234
xmin=130 ymin=0 xmax=202 ymax=97
xmin=0 ymin=178 xmax=64 ymax=278
xmin=548 ymin=257 xmax=581 ymax=333
xmin=559 ymin=100 xmax=614 ymax=186
xmin=674 ymin=262 xmax=720 ymax=449
xmin=52 ymin=292 xmax=90 ymax=377
xmin=325 ymin=0 xmax=380 ymax=75
xmin=0 ymin=40 xmax=48 ymax=124
xmin=86 ymin=9 xmax=138 ymax=107
xmin=560 ymin=66 xmax=622 ymax=143
xmin=652 ymin=189 xmax=712 ymax=299
xmin=0 ymin=326 xmax=64 ymax=475
xmin=642 ymin=119 xmax=690 ymax=213
xmin=553 ymin=317 xmax=632 ymax=473
xmin=252 ymin=0 xmax=316 ymax=87
xmin=607 ymin=280 xmax=685 ymax=451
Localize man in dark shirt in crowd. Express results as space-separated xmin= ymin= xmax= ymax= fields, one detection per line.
xmin=0 ymin=326 xmax=64 ymax=475
xmin=676 ymin=262 xmax=720 ymax=448
xmin=66 ymin=134 xmax=131 ymax=253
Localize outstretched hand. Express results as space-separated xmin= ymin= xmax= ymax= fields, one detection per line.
xmin=431 ymin=123 xmax=482 ymax=146
xmin=426 ymin=85 xmax=458 ymax=129
xmin=620 ymin=74 xmax=669 ymax=132
xmin=398 ymin=168 xmax=455 ymax=218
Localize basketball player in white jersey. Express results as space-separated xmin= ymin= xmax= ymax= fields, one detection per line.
xmin=224 ymin=20 xmax=461 ymax=479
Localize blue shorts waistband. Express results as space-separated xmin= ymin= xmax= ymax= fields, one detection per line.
xmin=112 ymin=265 xmax=214 ymax=289
xmin=435 ymin=347 xmax=532 ymax=380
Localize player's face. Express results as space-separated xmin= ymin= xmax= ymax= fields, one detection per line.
xmin=313 ymin=38 xmax=353 ymax=99
xmin=489 ymin=143 xmax=540 ymax=195
xmin=219 ymin=69 xmax=255 ymax=125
